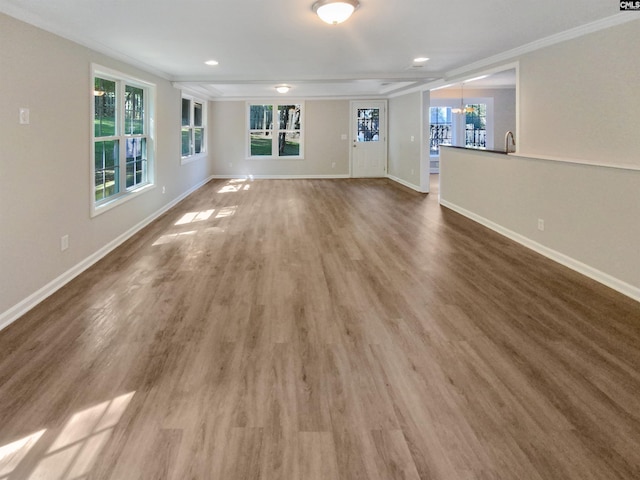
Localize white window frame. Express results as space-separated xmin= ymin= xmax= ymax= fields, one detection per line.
xmin=246 ymin=101 xmax=305 ymax=160
xmin=181 ymin=94 xmax=207 ymax=165
xmin=91 ymin=64 xmax=156 ymax=217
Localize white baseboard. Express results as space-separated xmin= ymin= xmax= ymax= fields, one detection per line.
xmin=439 ymin=199 xmax=640 ymax=303
xmin=386 ymin=174 xmax=426 ymax=193
xmin=0 ymin=176 xmax=214 ymax=332
xmin=211 ymin=174 xmax=350 ymax=180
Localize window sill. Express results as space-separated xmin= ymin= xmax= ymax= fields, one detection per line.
xmin=246 ymin=156 xmax=305 ymax=161
xmin=91 ymin=183 xmax=155 ymax=217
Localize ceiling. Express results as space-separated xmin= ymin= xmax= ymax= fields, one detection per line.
xmin=0 ymin=0 xmax=627 ymax=98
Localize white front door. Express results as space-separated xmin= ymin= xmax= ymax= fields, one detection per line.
xmin=351 ymin=101 xmax=387 ymax=177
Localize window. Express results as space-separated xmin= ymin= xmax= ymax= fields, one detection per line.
xmin=464 ymin=104 xmax=487 ymax=148
xmin=181 ymin=96 xmax=206 ymax=163
xmin=247 ymin=102 xmax=303 ymax=158
xmin=92 ymin=65 xmax=154 ymax=215
xmin=429 ymin=106 xmax=453 ymax=155
xmin=356 ymin=108 xmax=380 ymax=142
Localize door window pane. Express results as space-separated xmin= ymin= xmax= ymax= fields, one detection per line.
xmin=357 ymin=108 xmax=379 ymax=142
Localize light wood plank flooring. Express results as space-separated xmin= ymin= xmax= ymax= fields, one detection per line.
xmin=1 ymin=178 xmax=639 ymax=479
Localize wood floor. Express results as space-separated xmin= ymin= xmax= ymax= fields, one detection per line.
xmin=1 ymin=178 xmax=640 ymax=479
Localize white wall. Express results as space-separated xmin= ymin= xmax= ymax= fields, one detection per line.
xmin=388 ymin=91 xmax=422 ymax=190
xmin=209 ymin=100 xmax=350 ymax=177
xmin=518 ymin=19 xmax=640 ymax=167
xmin=0 ymin=14 xmax=213 ymax=325
xmin=440 ymin=149 xmax=640 ymax=299
xmin=439 ymin=19 xmax=640 ymax=301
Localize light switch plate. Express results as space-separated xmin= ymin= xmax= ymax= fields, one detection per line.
xmin=19 ymin=108 xmax=30 ymax=124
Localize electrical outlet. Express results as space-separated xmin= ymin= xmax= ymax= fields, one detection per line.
xmin=332 ymin=162 xmax=336 ymax=168
xmin=61 ymin=235 xmax=69 ymax=251
xmin=162 ymin=186 xmax=166 ymax=194
xmin=537 ymin=219 xmax=545 ymax=231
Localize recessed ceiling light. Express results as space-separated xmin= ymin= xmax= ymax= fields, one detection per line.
xmin=413 ymin=57 xmax=429 ymax=63
xmin=205 ymin=60 xmax=219 ymax=66
xmin=275 ymin=85 xmax=291 ymax=94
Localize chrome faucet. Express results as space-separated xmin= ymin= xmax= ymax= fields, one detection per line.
xmin=505 ymin=131 xmax=515 ymax=153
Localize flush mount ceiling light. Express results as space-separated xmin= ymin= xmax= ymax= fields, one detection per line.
xmin=413 ymin=57 xmax=429 ymax=63
xmin=204 ymin=59 xmax=219 ymax=66
xmin=275 ymin=85 xmax=291 ymax=94
xmin=312 ymin=0 xmax=360 ymax=25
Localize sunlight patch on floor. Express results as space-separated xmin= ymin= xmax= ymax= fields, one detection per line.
xmin=0 ymin=430 xmax=46 ymax=478
xmin=215 ymin=206 xmax=237 ymax=219
xmin=175 ymin=209 xmax=215 ymax=226
xmin=152 ymin=230 xmax=197 ymax=246
xmin=0 ymin=392 xmax=135 ymax=480
xmin=217 ymin=178 xmax=252 ymax=193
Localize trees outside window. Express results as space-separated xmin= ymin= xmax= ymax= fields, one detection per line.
xmin=248 ymin=103 xmax=303 ymax=159
xmin=181 ymin=96 xmax=206 ymax=163
xmin=92 ymin=65 xmax=154 ymax=215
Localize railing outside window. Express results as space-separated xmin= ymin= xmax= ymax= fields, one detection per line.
xmin=429 ymin=107 xmax=452 ymax=155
